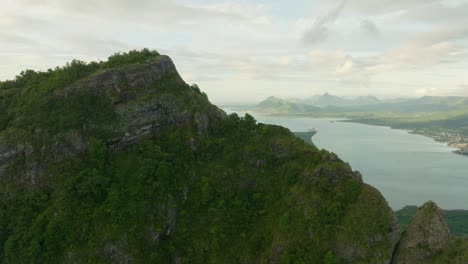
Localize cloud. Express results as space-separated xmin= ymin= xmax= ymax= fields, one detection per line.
xmin=414 ymin=84 xmax=468 ymax=96
xmin=361 ymin=19 xmax=380 ymax=36
xmin=0 ymin=32 xmax=32 ymax=46
xmin=458 ymin=84 xmax=468 ymax=95
xmin=346 ymin=0 xmax=440 ymax=14
xmin=402 ymin=1 xmax=468 ymax=24
xmin=336 ymin=59 xmax=354 ymax=74
xmin=302 ymin=0 xmax=346 ymax=45
xmin=2 ymin=0 xmax=468 ymax=101
xmin=13 ymin=0 xmax=267 ymax=26
xmin=60 ymin=36 xmax=135 ymax=57
xmin=0 ymin=0 xmax=275 ymax=78
xmin=309 ymin=50 xmax=355 ymax=73
xmin=414 ymin=87 xmax=439 ymax=96
xmin=381 ymin=25 xmax=468 ymax=66
xmin=307 ymin=49 xmax=372 ymax=87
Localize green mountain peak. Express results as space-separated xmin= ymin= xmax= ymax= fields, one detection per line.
xmin=1 ymin=49 xmax=403 ymax=263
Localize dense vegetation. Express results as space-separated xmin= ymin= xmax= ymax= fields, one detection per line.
xmin=0 ymin=50 xmax=397 ymax=263
xmin=0 ymin=113 xmax=381 ymax=263
xmin=0 ymin=49 xmax=160 ymax=135
xmin=428 ymin=239 xmax=468 ymax=264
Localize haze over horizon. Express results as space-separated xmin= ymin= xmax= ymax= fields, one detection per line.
xmin=2 ymin=0 xmax=468 ymax=102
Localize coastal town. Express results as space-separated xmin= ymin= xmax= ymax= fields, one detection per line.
xmin=412 ymin=129 xmax=468 ymax=156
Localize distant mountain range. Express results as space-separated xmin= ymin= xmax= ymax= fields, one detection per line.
xmin=256 ymin=96 xmax=321 ymax=114
xmin=290 ymin=93 xmax=381 ymax=108
xmin=255 ymin=93 xmax=468 ymax=157
xmin=256 ymin=94 xmax=468 ymax=114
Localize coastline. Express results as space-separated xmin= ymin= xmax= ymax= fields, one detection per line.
xmin=407 ymin=130 xmax=468 ymax=157
xmin=327 ymin=117 xmax=468 ymax=157
xmin=246 ymin=110 xmax=468 ymax=157
xmin=346 ymin=121 xmax=468 ymax=158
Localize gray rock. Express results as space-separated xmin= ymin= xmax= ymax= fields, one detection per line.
xmin=392 ymin=201 xmax=453 ymax=264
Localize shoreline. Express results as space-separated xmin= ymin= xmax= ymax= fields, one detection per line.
xmin=405 ymin=130 xmax=468 ymax=157
xmin=334 ymin=117 xmax=468 ymax=158
xmin=245 ymin=110 xmax=468 ymax=157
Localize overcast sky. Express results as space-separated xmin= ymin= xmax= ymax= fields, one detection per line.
xmin=2 ymin=0 xmax=468 ymax=103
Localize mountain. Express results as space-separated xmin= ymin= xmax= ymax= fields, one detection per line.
xmin=355 ymin=96 xmax=468 ymax=113
xmin=256 ymin=96 xmax=321 ymax=114
xmin=291 ymin=93 xmax=380 ymax=108
xmin=0 ymin=50 xmax=400 ymax=263
xmin=257 ymin=94 xmax=468 ymax=114
xmin=354 ymin=95 xmax=381 ymax=105
xmin=392 ymin=201 xmax=468 ymax=264
xmin=396 ymin=206 xmax=468 ymax=237
xmin=254 ymin=95 xmax=468 ymax=154
xmin=2 ymin=49 xmax=466 ymax=263
xmin=302 ymin=93 xmax=349 ymax=107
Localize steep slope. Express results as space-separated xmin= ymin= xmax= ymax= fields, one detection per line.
xmin=392 ymin=201 xmax=453 ymax=263
xmin=0 ymin=50 xmax=222 ymax=186
xmin=392 ymin=201 xmax=468 ymax=264
xmin=396 ymin=206 xmax=468 ymax=237
xmin=0 ymin=50 xmax=398 ymax=263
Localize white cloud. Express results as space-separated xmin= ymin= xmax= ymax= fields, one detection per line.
xmin=376 ymin=25 xmax=468 ymax=69
xmin=336 ymin=59 xmax=354 ymax=74
xmin=346 ymin=0 xmax=440 ymax=14
xmin=403 ymin=1 xmax=468 ymax=24
xmin=1 ymin=0 xmax=468 ymax=101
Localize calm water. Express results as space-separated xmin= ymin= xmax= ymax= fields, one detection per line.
xmin=225 ymin=109 xmax=468 ymax=210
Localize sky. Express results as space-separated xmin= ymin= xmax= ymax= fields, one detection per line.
xmin=1 ymin=0 xmax=468 ymax=103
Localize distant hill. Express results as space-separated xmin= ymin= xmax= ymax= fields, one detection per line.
xmin=292 ymin=93 xmax=380 ymax=107
xmin=254 ymin=95 xmax=468 ymax=156
xmin=353 ymin=96 xmax=468 ymax=113
xmin=396 ymin=206 xmax=468 ymax=237
xmin=392 ymin=202 xmax=468 ymax=264
xmin=256 ymin=96 xmax=321 ymax=114
xmin=256 ymin=94 xmax=468 ymax=114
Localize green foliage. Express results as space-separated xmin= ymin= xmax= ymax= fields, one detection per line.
xmin=190 ymin=83 xmax=208 ymax=99
xmin=0 ymin=51 xmax=395 ymax=263
xmin=279 ymin=212 xmax=290 ymax=234
xmin=427 ymin=239 xmax=468 ymax=264
xmin=323 ymin=250 xmax=336 ymax=264
xmin=0 ymin=49 xmax=159 ymax=137
xmin=0 ymin=112 xmax=375 ymax=263
xmin=106 ymin=48 xmax=160 ymax=68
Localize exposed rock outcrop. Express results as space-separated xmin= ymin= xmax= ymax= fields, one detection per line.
xmin=392 ymin=201 xmax=453 ymax=264
xmin=0 ymin=55 xmax=223 ymax=184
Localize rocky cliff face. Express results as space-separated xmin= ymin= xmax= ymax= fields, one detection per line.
xmin=0 ymin=55 xmax=224 ymax=185
xmin=392 ymin=201 xmax=454 ymax=264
